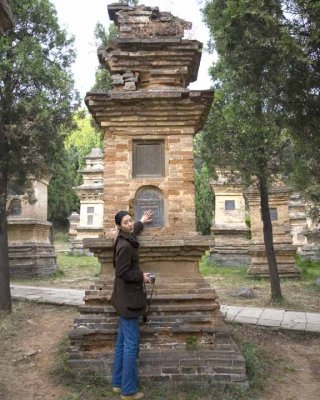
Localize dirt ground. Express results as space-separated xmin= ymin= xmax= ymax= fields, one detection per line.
xmin=0 ymin=301 xmax=320 ymax=400
xmin=0 ymin=302 xmax=76 ymax=400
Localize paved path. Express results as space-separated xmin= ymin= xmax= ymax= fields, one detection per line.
xmin=10 ymin=284 xmax=320 ymax=333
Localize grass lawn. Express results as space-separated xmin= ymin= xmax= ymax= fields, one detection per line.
xmin=200 ymin=254 xmax=320 ymax=312
xmin=10 ymin=253 xmax=101 ymax=289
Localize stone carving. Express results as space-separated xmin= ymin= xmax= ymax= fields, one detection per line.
xmin=134 ymin=187 xmax=164 ymax=227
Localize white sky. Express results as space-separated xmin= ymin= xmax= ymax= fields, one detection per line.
xmin=51 ymin=0 xmax=215 ymax=101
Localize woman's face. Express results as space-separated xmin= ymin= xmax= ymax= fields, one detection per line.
xmin=119 ymin=214 xmax=134 ymax=233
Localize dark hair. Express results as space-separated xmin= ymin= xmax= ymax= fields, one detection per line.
xmin=115 ymin=210 xmax=130 ymax=226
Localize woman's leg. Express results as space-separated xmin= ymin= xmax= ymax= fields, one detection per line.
xmin=112 ymin=316 xmax=124 ymax=388
xmin=120 ymin=317 xmax=140 ymax=396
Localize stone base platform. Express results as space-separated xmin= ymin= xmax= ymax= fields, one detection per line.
xmin=68 ymin=276 xmax=247 ymax=386
xmin=210 ymin=227 xmax=251 ymax=267
xmin=9 ymin=243 xmax=57 ymax=278
xmin=247 ymin=243 xmax=300 ymax=278
xmin=299 ymin=244 xmax=320 ymax=262
xmin=210 ymin=247 xmax=251 ymax=268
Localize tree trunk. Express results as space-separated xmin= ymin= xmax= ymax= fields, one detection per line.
xmin=0 ymin=173 xmax=12 ymax=311
xmin=259 ymin=175 xmax=283 ymax=302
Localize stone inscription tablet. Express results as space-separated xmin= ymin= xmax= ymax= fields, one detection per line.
xmin=134 ymin=188 xmax=164 ymax=227
xmin=133 ymin=140 xmax=164 ymax=178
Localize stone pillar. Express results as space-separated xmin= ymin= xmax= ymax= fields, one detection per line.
xmin=69 ymin=3 xmax=247 ymax=386
xmin=210 ymin=171 xmax=250 ymax=267
xmin=246 ymin=186 xmax=300 ymax=277
xmin=7 ymin=175 xmax=57 ymax=277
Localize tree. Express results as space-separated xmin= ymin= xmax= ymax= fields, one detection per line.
xmin=281 ymin=0 xmax=320 ymax=221
xmin=194 ymin=134 xmax=213 ymax=235
xmin=202 ymin=0 xmax=305 ymax=301
xmin=47 ymin=110 xmax=104 ymax=228
xmin=65 ymin=110 xmax=103 ymax=167
xmin=90 ymin=23 xmax=118 ymax=92
xmin=195 ymin=164 xmax=213 ymax=235
xmin=0 ymin=0 xmax=79 ymax=311
xmin=47 ymin=145 xmax=80 ymax=229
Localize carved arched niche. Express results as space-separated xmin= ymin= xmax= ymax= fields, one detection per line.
xmin=134 ymin=186 xmax=164 ymax=228
xmin=9 ymin=198 xmax=22 ymax=216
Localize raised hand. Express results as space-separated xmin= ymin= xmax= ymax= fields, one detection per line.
xmin=140 ymin=209 xmax=153 ymax=224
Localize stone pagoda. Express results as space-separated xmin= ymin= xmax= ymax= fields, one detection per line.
xmin=210 ymin=170 xmax=250 ymax=267
xmin=69 ymin=3 xmax=247 ymax=386
xmin=69 ymin=148 xmax=104 ymax=253
xmin=7 ymin=174 xmax=57 ymax=277
xmin=245 ymin=184 xmax=300 ymax=277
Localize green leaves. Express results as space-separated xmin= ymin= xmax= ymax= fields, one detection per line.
xmin=0 ymin=0 xmax=79 ymax=189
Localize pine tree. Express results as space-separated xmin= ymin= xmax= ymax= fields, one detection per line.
xmin=0 ymin=0 xmax=78 ymax=310
xmin=202 ymin=0 xmax=305 ymax=301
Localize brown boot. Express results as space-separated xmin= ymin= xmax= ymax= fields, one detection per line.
xmin=121 ymin=392 xmax=144 ymax=400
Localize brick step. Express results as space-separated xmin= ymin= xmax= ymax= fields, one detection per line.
xmin=91 ymin=278 xmax=210 ymax=290
xmin=85 ymin=286 xmax=215 ymax=297
xmin=69 ymin=323 xmax=230 ymax=347
xmin=74 ymin=313 xmax=215 ymax=326
xmin=84 ymin=292 xmax=218 ymax=304
xmin=68 ymin=347 xmax=247 ymax=386
xmin=78 ymin=302 xmax=221 ymax=315
xmin=72 ymin=319 xmax=218 ymax=332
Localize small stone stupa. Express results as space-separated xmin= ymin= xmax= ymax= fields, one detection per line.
xmin=210 ymin=170 xmax=251 ymax=267
xmin=7 ymin=174 xmax=57 ymax=277
xmin=69 ymin=148 xmax=104 ymax=253
xmin=68 ymin=3 xmax=247 ymax=386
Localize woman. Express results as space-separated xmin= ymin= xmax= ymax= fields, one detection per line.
xmin=111 ymin=209 xmax=153 ymax=400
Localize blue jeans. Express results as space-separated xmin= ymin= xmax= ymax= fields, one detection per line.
xmin=112 ymin=316 xmax=140 ymax=396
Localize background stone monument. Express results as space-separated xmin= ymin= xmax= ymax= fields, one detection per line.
xmin=210 ymin=170 xmax=250 ymax=267
xmin=69 ymin=3 xmax=247 ymax=386
xmin=7 ymin=174 xmax=57 ymax=277
xmin=245 ymin=185 xmax=300 ymax=277
xmin=69 ymin=148 xmax=104 ymax=253
xmin=288 ymin=192 xmax=308 ymax=252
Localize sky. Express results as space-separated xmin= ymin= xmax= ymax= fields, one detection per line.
xmin=51 ymin=0 xmax=216 ymax=101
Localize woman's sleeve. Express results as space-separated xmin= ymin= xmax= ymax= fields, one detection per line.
xmin=115 ymin=245 xmax=143 ymax=282
xmin=134 ymin=221 xmax=144 ymax=235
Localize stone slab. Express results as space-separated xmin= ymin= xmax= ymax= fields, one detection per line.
xmin=259 ymin=308 xmax=285 ymax=321
xmin=237 ymin=308 xmax=264 ymax=319
xmin=306 ymin=313 xmax=320 ymax=324
xmin=282 ymin=311 xmax=307 ymax=323
xmin=233 ymin=316 xmax=259 ymax=325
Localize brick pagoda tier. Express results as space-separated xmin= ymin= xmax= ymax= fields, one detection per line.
xmin=68 ymin=3 xmax=247 ymax=386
